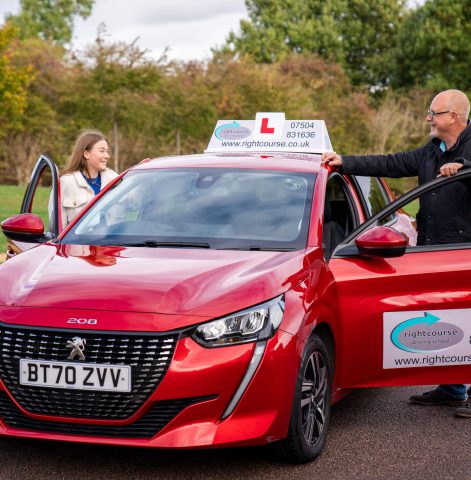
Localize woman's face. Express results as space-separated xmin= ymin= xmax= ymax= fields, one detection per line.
xmin=84 ymin=139 xmax=110 ymax=176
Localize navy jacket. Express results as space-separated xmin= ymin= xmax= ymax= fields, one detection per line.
xmin=341 ymin=123 xmax=471 ymax=245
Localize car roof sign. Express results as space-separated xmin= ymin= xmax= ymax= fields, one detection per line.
xmin=205 ymin=112 xmax=333 ymax=154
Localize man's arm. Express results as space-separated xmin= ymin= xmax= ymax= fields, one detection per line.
xmin=321 ymin=147 xmax=428 ymax=178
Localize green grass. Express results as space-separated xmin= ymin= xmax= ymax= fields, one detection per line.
xmin=0 ymin=185 xmax=51 ymax=254
xmin=402 ymin=199 xmax=419 ymax=217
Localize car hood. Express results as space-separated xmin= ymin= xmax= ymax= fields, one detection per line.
xmin=0 ymin=244 xmax=310 ymax=317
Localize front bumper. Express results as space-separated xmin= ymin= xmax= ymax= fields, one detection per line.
xmin=0 ymin=322 xmax=300 ymax=448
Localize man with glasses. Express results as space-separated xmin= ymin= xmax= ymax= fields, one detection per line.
xmin=321 ymin=89 xmax=471 ymax=417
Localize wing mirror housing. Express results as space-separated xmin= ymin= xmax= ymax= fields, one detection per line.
xmin=355 ymin=226 xmax=407 ymax=258
xmin=1 ymin=214 xmax=46 ymax=242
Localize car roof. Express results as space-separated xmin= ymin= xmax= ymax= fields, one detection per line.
xmin=131 ymin=153 xmax=323 ymax=174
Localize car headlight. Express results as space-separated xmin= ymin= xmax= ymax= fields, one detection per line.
xmin=191 ymin=295 xmax=285 ymax=348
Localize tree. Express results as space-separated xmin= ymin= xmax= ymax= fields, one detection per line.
xmin=222 ymin=0 xmax=407 ymax=87
xmin=0 ymin=23 xmax=35 ymax=130
xmin=7 ymin=0 xmax=93 ymax=45
xmin=392 ymin=0 xmax=471 ymax=91
xmin=61 ymin=35 xmax=168 ymax=170
xmin=189 ymin=54 xmax=375 ymax=154
xmin=0 ymin=36 xmax=64 ymax=185
xmin=224 ymin=1 xmax=343 ymax=64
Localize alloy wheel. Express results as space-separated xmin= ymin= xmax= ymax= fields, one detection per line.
xmin=300 ymin=350 xmax=328 ymax=446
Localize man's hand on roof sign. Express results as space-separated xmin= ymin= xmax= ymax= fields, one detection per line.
xmin=321 ymin=152 xmax=343 ymax=167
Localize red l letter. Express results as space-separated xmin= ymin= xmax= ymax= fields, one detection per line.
xmin=260 ymin=117 xmax=275 ymax=134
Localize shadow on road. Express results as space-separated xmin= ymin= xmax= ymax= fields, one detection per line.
xmin=1 ymin=386 xmax=470 ymax=480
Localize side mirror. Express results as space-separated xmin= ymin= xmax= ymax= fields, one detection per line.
xmin=1 ymin=214 xmax=45 ymax=242
xmin=355 ymin=226 xmax=407 ymax=258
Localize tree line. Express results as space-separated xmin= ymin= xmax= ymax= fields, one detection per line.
xmin=0 ymin=0 xmax=468 ymax=192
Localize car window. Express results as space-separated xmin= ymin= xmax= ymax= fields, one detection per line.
xmin=30 ymin=169 xmax=53 ymax=230
xmin=351 ymin=178 xmax=471 ymax=249
xmin=20 ymin=155 xmax=60 ymax=238
xmin=323 ymin=174 xmax=359 ymax=258
xmin=354 ymin=176 xmax=390 ymax=216
xmin=61 ymin=168 xmax=316 ymax=251
xmin=331 ymin=171 xmax=471 ymax=259
xmin=354 ymin=176 xmax=396 ymax=226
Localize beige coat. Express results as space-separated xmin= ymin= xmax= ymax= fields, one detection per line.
xmin=59 ymin=169 xmax=118 ymax=227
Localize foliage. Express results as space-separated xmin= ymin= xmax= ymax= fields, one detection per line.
xmin=366 ymin=89 xmax=430 ymax=153
xmin=393 ymin=0 xmax=471 ymax=91
xmin=222 ymin=0 xmax=407 ymax=87
xmin=0 ymin=0 xmax=90 ymax=183
xmin=0 ymin=23 xmax=36 ymax=131
xmin=60 ymin=35 xmax=167 ymax=170
xmin=0 ymin=37 xmax=65 ymax=184
xmin=392 ymin=0 xmax=471 ymax=90
xmin=0 ymin=0 xmax=450 ymax=198
xmin=7 ymin=0 xmax=93 ymax=45
xmin=0 ymin=34 xmax=436 ymax=191
xmin=364 ymin=89 xmax=431 ymax=194
xmin=164 ymin=54 xmax=375 ymax=154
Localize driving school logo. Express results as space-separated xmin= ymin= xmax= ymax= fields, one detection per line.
xmin=215 ymin=121 xmax=251 ymax=140
xmin=391 ymin=312 xmax=464 ymax=353
xmin=66 ymin=336 xmax=87 ymax=360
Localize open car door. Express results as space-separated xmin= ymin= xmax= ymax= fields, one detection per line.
xmin=329 ymin=169 xmax=471 ymax=389
xmin=2 ymin=154 xmax=60 ymax=259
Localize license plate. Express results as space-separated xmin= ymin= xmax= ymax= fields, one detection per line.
xmin=19 ymin=359 xmax=131 ymax=392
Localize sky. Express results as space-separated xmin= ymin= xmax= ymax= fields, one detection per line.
xmin=0 ymin=0 xmax=425 ymax=62
xmin=0 ymin=0 xmax=249 ymax=61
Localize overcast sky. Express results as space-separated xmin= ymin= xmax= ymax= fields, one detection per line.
xmin=0 ymin=0 xmax=425 ymax=61
xmin=0 ymin=0 xmax=248 ymax=61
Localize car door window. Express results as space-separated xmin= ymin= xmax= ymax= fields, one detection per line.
xmin=336 ymin=171 xmax=471 ymax=255
xmin=29 ymin=169 xmax=53 ymax=228
xmin=21 ymin=154 xmax=60 ymax=239
xmin=376 ymin=177 xmax=471 ymax=249
xmin=354 ymin=175 xmax=396 ymax=225
xmin=323 ymin=174 xmax=359 ymax=259
xmin=354 ymin=176 xmax=389 ymax=215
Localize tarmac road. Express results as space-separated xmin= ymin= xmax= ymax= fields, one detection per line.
xmin=0 ymin=385 xmax=469 ymax=480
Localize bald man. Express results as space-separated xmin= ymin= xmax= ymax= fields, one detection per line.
xmin=322 ymin=89 xmax=471 ymax=416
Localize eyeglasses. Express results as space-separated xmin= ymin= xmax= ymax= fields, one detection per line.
xmin=427 ymin=109 xmax=452 ymax=118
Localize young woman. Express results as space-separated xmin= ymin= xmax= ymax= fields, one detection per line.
xmin=59 ymin=130 xmax=118 ymax=227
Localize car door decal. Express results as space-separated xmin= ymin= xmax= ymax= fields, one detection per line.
xmin=383 ymin=309 xmax=471 ymax=369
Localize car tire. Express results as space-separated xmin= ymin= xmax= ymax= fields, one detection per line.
xmin=275 ymin=333 xmax=332 ymax=464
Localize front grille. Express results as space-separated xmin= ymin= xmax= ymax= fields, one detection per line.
xmin=0 ymin=391 xmax=216 ymax=438
xmin=0 ymin=324 xmax=178 ymax=419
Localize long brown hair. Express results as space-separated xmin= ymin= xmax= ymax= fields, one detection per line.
xmin=62 ymin=130 xmax=108 ymax=177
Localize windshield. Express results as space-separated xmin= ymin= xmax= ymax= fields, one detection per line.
xmin=61 ymin=168 xmax=315 ymax=251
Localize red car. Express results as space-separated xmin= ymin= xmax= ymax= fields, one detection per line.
xmin=1 ymin=146 xmax=470 ymax=463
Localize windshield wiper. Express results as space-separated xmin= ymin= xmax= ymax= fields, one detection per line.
xmin=122 ymin=241 xmax=211 ymax=249
xmin=219 ymin=246 xmax=296 ymax=252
